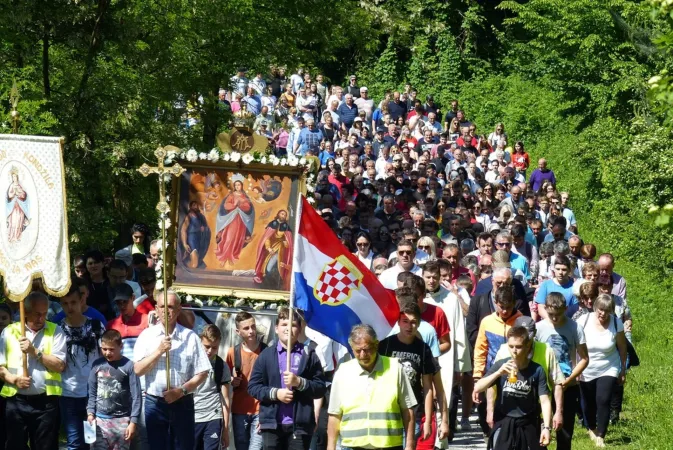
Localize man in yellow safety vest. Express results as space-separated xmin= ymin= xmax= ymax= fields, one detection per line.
xmin=0 ymin=291 xmax=66 ymax=450
xmin=327 ymin=324 xmax=417 ymax=450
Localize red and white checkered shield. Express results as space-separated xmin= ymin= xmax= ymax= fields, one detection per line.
xmin=313 ymin=255 xmax=363 ymax=306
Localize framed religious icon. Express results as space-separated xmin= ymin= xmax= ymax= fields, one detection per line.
xmin=170 ymin=161 xmax=305 ymax=300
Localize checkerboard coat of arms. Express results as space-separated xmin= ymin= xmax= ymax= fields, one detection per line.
xmin=313 ymin=255 xmax=364 ymax=306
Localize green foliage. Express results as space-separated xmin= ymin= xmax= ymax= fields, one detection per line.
xmin=498 ymin=0 xmax=655 ymax=120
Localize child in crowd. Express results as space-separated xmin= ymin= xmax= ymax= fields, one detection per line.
xmin=194 ymin=324 xmax=231 ymax=450
xmin=248 ymin=307 xmax=327 ymax=450
xmin=87 ymin=329 xmax=141 ymax=450
xmin=225 ymin=312 xmax=266 ymax=450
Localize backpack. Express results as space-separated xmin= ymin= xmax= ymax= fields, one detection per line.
xmin=234 ymin=341 xmax=268 ymax=376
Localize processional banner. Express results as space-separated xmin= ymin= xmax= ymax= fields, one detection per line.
xmin=0 ymin=135 xmax=69 ymax=300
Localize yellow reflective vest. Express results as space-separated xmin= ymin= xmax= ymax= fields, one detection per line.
xmin=338 ymin=356 xmax=404 ymax=448
xmin=1 ymin=322 xmax=62 ymax=397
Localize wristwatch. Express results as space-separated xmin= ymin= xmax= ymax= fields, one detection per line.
xmin=181 ymin=386 xmax=189 ymax=396
xmin=36 ymin=351 xmax=43 ymax=362
xmin=542 ymin=425 xmax=552 ymax=431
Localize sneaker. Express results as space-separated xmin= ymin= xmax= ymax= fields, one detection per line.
xmin=459 ymin=418 xmax=472 ymax=431
xmin=595 ymin=436 xmax=606 ymax=448
xmin=588 ymin=429 xmax=597 ymax=443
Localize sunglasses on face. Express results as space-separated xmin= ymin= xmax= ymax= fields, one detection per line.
xmin=418 ymin=245 xmax=432 ymax=251
xmin=398 ymin=250 xmax=413 ymax=256
xmin=356 ymin=242 xmax=370 ymax=247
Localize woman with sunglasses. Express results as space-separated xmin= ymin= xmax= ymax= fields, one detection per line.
xmin=416 ymin=236 xmax=437 ymax=262
xmin=472 ymin=201 xmax=492 ymax=229
xmin=353 ymin=231 xmax=375 ymax=270
xmin=487 ymin=122 xmax=508 ymax=148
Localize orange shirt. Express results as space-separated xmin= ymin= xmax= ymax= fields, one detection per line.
xmin=225 ymin=344 xmax=264 ymax=415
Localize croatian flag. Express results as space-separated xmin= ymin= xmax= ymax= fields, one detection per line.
xmin=293 ymin=197 xmax=399 ymax=351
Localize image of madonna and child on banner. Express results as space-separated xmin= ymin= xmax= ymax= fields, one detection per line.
xmin=173 ymin=164 xmax=302 ymax=299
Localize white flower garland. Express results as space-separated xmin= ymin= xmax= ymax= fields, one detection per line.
xmin=153 ymin=147 xmax=317 ymax=309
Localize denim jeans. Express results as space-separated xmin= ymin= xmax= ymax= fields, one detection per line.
xmin=232 ymin=413 xmax=263 ymax=450
xmin=60 ymin=396 xmax=89 ymax=450
xmin=145 ymin=394 xmax=195 ymax=450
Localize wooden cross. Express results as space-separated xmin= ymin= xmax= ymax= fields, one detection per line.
xmin=137 ymin=146 xmax=185 ymax=389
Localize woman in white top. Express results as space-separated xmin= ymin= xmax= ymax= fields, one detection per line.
xmin=353 ymin=231 xmax=375 ymax=271
xmin=487 ymin=122 xmax=508 ymax=148
xmin=416 ymin=236 xmax=436 ymax=264
xmin=579 ymin=294 xmax=627 ymax=447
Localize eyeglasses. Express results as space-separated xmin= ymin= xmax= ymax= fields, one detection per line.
xmin=356 ymin=242 xmax=370 ymax=247
xmin=495 ymin=242 xmax=511 ymax=247
xmin=398 ymin=250 xmax=413 ymax=256
xmin=418 ymin=245 xmax=432 ymax=251
xmin=484 ymin=187 xmax=492 ymax=191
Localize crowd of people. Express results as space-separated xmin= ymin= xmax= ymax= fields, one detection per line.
xmin=0 ymin=67 xmax=637 ymax=450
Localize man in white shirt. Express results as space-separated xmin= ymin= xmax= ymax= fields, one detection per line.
xmin=379 ymin=240 xmax=423 ymax=289
xmin=354 ymin=87 xmax=374 ymax=122
xmin=134 ymin=290 xmax=210 ymax=450
xmin=295 ymin=87 xmax=317 ymax=122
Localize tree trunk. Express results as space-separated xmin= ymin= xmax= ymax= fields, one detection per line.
xmin=42 ymin=26 xmax=51 ymax=99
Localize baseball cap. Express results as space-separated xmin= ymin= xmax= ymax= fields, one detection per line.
xmin=114 ymin=248 xmax=133 ymax=266
xmin=505 ymin=166 xmax=515 ymax=173
xmin=427 ymin=163 xmax=437 ymax=170
xmin=113 ymin=283 xmax=134 ymax=302
xmin=514 ymin=316 xmax=536 ymax=339
xmin=492 ymin=250 xmax=511 ymax=268
xmin=360 ymin=86 xmax=368 ymax=92
xmin=488 ymin=223 xmax=502 ymax=232
xmin=354 ymin=117 xmax=363 ymax=123
xmin=376 ymin=127 xmax=386 ymax=133
xmin=350 ymin=75 xmax=357 ymax=80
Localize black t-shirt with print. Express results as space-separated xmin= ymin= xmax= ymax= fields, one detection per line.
xmin=485 ymin=359 xmax=549 ymax=419
xmin=379 ymin=335 xmax=439 ymax=417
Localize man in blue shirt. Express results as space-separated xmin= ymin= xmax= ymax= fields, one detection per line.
xmin=494 ymin=231 xmax=531 ymax=282
xmin=243 ymin=86 xmax=262 ymax=116
xmin=336 ymin=94 xmax=358 ymax=131
xmin=293 ymin=119 xmax=324 ymax=156
xmin=535 ymin=255 xmax=578 ymax=318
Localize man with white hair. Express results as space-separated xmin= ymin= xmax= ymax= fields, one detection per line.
xmin=294 ymin=118 xmax=323 ymax=156
xmin=354 ymin=87 xmax=374 ymax=122
xmin=337 ymin=93 xmax=358 ymax=131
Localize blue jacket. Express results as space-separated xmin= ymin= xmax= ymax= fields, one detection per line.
xmin=248 ymin=341 xmax=326 ymax=433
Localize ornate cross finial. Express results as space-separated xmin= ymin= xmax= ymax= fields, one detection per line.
xmin=138 ymin=147 xmax=186 ymax=213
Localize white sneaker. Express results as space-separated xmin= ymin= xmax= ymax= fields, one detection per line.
xmin=459 ymin=418 xmax=472 ymax=431
xmin=595 ymin=436 xmax=606 ymax=448
xmin=588 ymin=429 xmax=597 ymax=443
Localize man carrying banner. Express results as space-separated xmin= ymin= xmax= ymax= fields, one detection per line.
xmin=0 ymin=291 xmax=67 ymax=450
xmin=327 ymin=324 xmax=416 ymax=450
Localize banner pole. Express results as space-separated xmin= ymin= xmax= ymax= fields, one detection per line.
xmin=19 ymin=300 xmax=27 ymax=377
xmin=287 ymin=190 xmax=304 ymax=369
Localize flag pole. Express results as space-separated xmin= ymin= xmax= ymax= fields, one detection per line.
xmin=287 ymin=190 xmax=304 ymax=369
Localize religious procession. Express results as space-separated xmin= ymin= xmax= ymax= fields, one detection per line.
xmin=0 ymin=66 xmax=640 ymax=450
